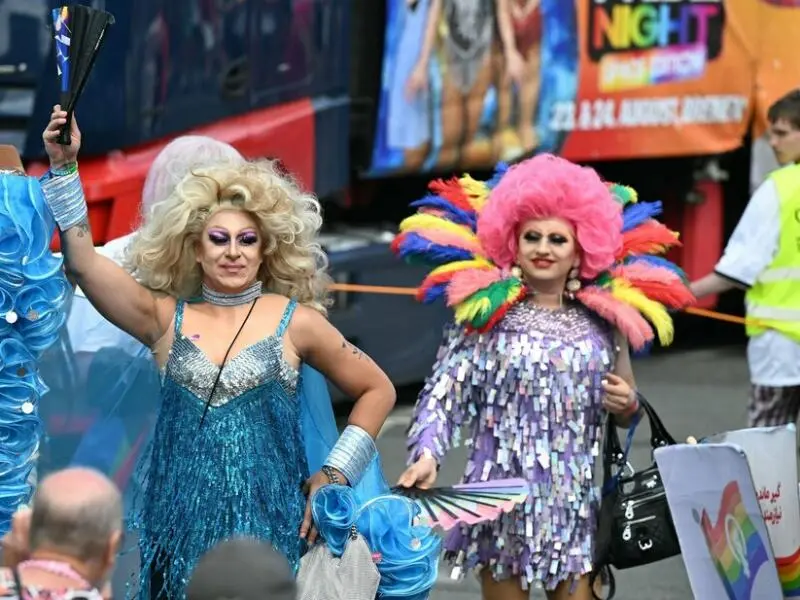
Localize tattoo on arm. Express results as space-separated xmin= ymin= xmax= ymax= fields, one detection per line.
xmin=341 ymin=339 xmax=365 ymax=360
xmin=58 ymin=220 xmax=91 ymax=275
xmin=73 ymin=219 xmax=91 ymax=238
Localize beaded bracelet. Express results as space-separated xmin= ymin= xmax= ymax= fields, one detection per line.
xmin=321 ymin=465 xmax=342 ymax=486
xmin=623 ymin=391 xmax=640 ymax=417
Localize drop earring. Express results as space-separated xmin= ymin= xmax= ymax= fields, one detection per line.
xmin=511 ymin=265 xmax=522 ymax=279
xmin=565 ymin=267 xmax=581 ymax=299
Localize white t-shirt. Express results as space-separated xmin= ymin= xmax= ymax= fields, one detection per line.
xmin=750 ymin=135 xmax=780 ymax=193
xmin=66 ymin=232 xmax=146 ymax=356
xmin=714 ymin=179 xmax=800 ymax=387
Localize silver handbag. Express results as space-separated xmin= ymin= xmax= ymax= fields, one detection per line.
xmin=296 ymin=528 xmax=380 ymax=600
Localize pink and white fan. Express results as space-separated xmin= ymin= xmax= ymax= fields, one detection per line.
xmin=392 ymin=478 xmax=530 ymax=531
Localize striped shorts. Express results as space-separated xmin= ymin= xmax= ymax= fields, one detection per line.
xmin=747 ymin=384 xmax=800 ymax=428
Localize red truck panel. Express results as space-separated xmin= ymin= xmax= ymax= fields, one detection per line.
xmin=29 ymin=99 xmax=316 ymax=249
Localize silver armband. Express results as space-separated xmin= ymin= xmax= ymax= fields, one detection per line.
xmin=324 ymin=425 xmax=377 ymax=487
xmin=40 ymin=169 xmax=88 ymax=231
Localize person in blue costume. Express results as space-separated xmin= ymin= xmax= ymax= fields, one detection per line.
xmin=38 ymin=108 xmax=440 ymax=600
xmin=0 ymin=145 xmax=70 ymax=535
xmin=55 ymin=136 xmax=246 ymax=497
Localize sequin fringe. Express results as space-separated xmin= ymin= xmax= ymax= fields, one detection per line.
xmin=408 ymin=302 xmax=614 ymax=591
xmin=125 ymin=377 xmax=308 ymax=599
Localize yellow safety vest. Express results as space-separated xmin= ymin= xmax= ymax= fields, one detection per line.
xmin=745 ymin=162 xmax=800 ymax=341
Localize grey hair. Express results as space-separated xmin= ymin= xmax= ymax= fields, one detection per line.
xmin=29 ymin=481 xmax=123 ymax=562
xmin=141 ymin=135 xmax=245 ymax=218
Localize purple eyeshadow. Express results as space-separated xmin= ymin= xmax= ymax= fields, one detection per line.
xmin=208 ymin=231 xmax=230 ymax=245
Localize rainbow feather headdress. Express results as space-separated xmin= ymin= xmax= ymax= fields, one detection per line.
xmin=391 ymin=163 xmax=695 ymax=350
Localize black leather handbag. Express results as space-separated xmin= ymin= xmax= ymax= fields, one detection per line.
xmin=591 ymin=394 xmax=682 ymax=599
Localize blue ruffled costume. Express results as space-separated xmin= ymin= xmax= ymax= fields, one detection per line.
xmin=299 ymin=353 xmax=441 ymax=600
xmin=0 ymin=171 xmax=70 ymax=534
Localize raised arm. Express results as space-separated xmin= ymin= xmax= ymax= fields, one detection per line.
xmin=42 ymin=107 xmax=171 ymax=346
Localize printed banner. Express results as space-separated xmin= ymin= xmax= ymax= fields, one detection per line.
xmin=749 ymin=0 xmax=800 ymax=189
xmin=705 ymin=426 xmax=800 ymax=597
xmin=561 ymin=0 xmax=754 ymax=161
xmin=368 ymin=0 xmax=761 ymax=176
xmin=654 ymin=443 xmax=783 ymax=600
xmin=752 ymin=0 xmax=800 ymax=139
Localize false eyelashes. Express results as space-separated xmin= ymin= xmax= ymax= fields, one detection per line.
xmin=207 ymin=229 xmax=259 ymax=247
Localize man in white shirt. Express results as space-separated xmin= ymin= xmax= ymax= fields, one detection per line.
xmin=690 ymin=89 xmax=800 ymax=427
xmin=65 ymin=135 xmax=244 ymax=359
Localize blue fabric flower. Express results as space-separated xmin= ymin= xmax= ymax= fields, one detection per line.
xmin=0 ymin=173 xmax=71 ymax=534
xmin=312 ymin=484 xmax=440 ymax=600
xmin=356 ymin=495 xmax=440 ymax=599
xmin=311 ymin=484 xmax=359 ymax=556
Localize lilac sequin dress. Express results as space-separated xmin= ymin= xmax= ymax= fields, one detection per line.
xmin=407 ymin=300 xmax=615 ymax=590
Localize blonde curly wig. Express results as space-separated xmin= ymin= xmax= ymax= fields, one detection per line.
xmin=125 ymin=159 xmax=332 ymax=314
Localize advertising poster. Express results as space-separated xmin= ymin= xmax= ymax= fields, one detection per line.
xmin=654 ymin=443 xmax=783 ymax=600
xmin=562 ymin=0 xmax=755 ymax=161
xmin=752 ymin=0 xmax=800 ymax=138
xmin=749 ymin=0 xmax=800 ymax=189
xmin=369 ymin=0 xmax=758 ymax=176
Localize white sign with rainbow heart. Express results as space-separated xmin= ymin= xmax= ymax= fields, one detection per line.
xmin=655 ymin=443 xmax=783 ymax=600
xmin=705 ymin=425 xmax=800 ymax=598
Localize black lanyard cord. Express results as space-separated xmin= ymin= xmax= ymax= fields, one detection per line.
xmin=198 ymin=297 xmax=259 ymax=429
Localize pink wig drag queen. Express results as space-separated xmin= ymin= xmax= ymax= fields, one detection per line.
xmin=395 ymin=153 xmax=692 ymax=349
xmin=392 ymin=154 xmax=694 ymax=596
xmin=478 ymin=155 xmax=622 ymax=280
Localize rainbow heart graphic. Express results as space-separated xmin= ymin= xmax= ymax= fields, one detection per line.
xmin=777 ymin=546 xmax=800 ymax=597
xmin=699 ymin=481 xmax=770 ymax=600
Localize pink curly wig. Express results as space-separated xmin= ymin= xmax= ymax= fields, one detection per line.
xmin=477 ymin=154 xmax=623 ymax=280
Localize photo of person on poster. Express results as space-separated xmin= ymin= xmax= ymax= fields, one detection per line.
xmin=410 ymin=0 xmax=522 ymax=169
xmin=494 ymin=0 xmax=542 ymax=162
xmin=378 ymin=0 xmax=549 ymax=174
xmin=387 ymin=0 xmax=435 ymax=171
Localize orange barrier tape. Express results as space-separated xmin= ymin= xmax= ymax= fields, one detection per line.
xmin=683 ymin=306 xmax=749 ymax=326
xmin=328 ymin=283 xmax=765 ymax=328
xmin=329 ymin=283 xmax=417 ymax=296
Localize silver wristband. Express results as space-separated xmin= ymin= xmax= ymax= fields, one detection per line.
xmin=324 ymin=425 xmax=377 ymax=487
xmin=40 ymin=170 xmax=88 ymax=231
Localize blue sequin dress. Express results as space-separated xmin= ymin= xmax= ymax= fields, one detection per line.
xmin=127 ymin=298 xmax=308 ymax=599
